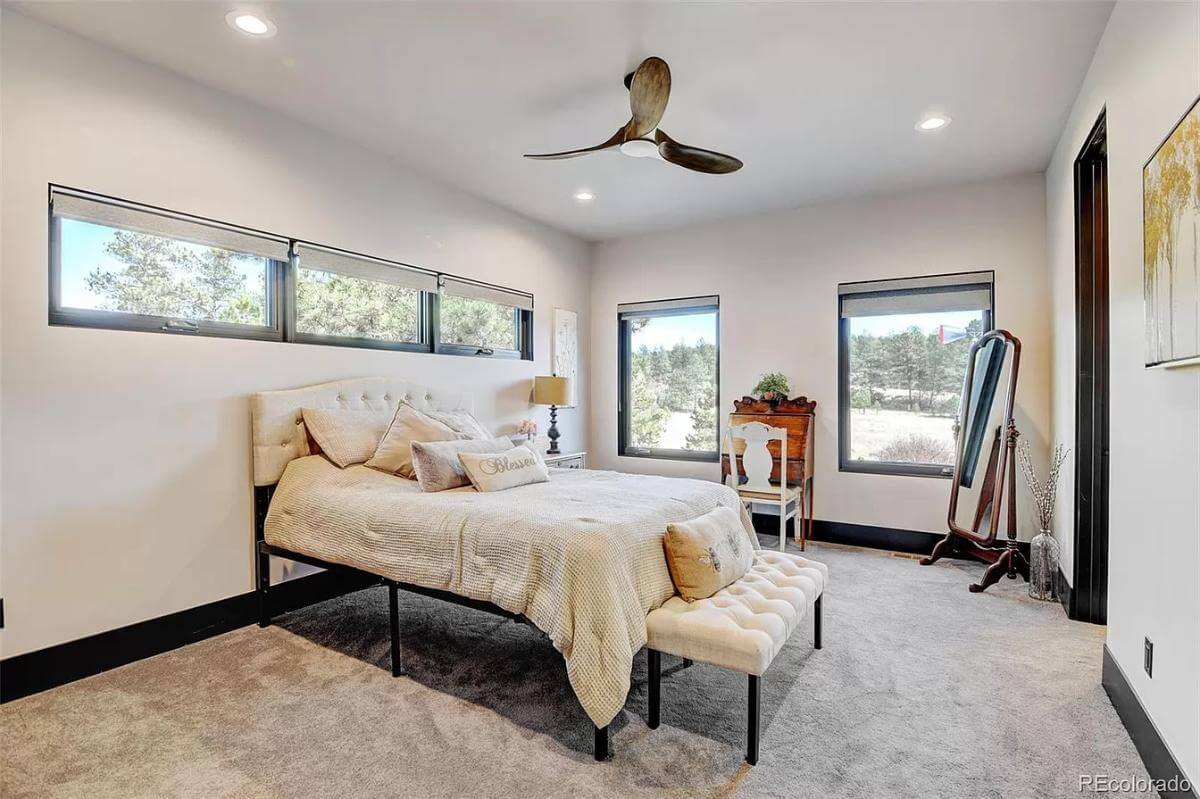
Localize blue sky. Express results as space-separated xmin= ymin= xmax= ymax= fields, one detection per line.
xmin=632 ymin=312 xmax=717 ymax=349
xmin=850 ymin=309 xmax=985 ymax=337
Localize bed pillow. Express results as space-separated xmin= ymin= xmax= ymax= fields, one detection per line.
xmin=300 ymin=408 xmax=393 ymax=468
xmin=458 ymin=445 xmax=550 ymax=492
xmin=366 ymin=404 xmax=465 ymax=478
xmin=662 ymin=506 xmax=754 ymax=602
xmin=411 ymin=436 xmax=513 ymax=492
xmin=425 ymin=408 xmax=492 ymax=441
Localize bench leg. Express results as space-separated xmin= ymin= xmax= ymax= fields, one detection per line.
xmin=647 ymin=649 xmax=661 ymax=729
xmin=747 ymin=674 xmax=760 ymax=765
xmin=594 ymin=724 xmax=609 ymax=761
xmin=388 ymin=582 xmax=405 ymax=677
xmin=814 ymin=595 xmax=823 ymax=650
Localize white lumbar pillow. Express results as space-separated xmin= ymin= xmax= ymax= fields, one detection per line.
xmin=457 ymin=444 xmax=550 ymax=492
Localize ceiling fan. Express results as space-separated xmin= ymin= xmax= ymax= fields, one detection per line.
xmin=524 ymin=56 xmax=743 ymax=174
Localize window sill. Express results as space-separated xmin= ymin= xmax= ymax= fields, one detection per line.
xmin=839 ymin=461 xmax=953 ymax=479
xmin=619 ymin=450 xmax=720 ymax=463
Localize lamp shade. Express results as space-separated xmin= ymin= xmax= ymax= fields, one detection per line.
xmin=532 ymin=375 xmax=572 ymax=406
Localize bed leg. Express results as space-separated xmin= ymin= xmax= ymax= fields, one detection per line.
xmin=388 ymin=582 xmax=405 ymax=677
xmin=594 ymin=724 xmax=609 ymax=761
xmin=647 ymin=649 xmax=661 ymax=729
xmin=257 ymin=548 xmax=271 ymax=628
xmin=814 ymin=595 xmax=823 ymax=650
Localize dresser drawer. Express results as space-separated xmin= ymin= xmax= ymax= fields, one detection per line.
xmin=547 ymin=454 xmax=586 ymax=470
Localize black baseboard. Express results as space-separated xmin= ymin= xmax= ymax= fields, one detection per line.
xmin=808 ymin=519 xmax=941 ymax=555
xmin=1057 ymin=567 xmax=1074 ymax=618
xmin=0 ymin=570 xmax=372 ymax=703
xmin=1101 ymin=645 xmax=1197 ymax=797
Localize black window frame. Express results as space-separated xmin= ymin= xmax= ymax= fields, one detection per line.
xmin=46 ymin=185 xmax=534 ymax=360
xmin=432 ymin=291 xmax=533 ymax=361
xmin=617 ymin=295 xmax=720 ymax=462
xmin=48 ymin=193 xmax=287 ymax=344
xmin=837 ymin=271 xmax=995 ymax=479
xmin=287 ymin=242 xmax=433 ymax=355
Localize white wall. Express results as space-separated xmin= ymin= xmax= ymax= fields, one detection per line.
xmin=590 ymin=175 xmax=1051 ymax=537
xmin=1046 ymin=1 xmax=1199 ymax=783
xmin=0 ymin=12 xmax=590 ymax=658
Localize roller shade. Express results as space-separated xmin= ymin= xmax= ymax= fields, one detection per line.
xmin=440 ymin=276 xmax=533 ymax=311
xmin=618 ymin=295 xmax=719 ymax=319
xmin=294 ymin=243 xmax=437 ymax=293
xmin=839 ymin=272 xmax=992 ymax=318
xmin=51 ymin=188 xmax=291 ymax=263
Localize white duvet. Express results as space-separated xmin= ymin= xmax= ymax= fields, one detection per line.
xmin=264 ymin=456 xmax=759 ymax=727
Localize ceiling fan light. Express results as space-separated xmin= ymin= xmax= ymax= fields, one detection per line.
xmin=619 ymin=138 xmax=661 ymax=159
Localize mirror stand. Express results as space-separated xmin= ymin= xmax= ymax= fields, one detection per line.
xmin=921 ymin=421 xmax=1030 ymax=591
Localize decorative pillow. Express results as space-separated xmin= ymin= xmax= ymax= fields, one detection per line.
xmin=457 ymin=445 xmax=551 ymax=492
xmin=366 ymin=404 xmax=465 ymax=478
xmin=662 ymin=506 xmax=754 ymax=602
xmin=411 ymin=436 xmax=513 ymax=492
xmin=425 ymin=408 xmax=492 ymax=441
xmin=300 ymin=408 xmax=393 ymax=468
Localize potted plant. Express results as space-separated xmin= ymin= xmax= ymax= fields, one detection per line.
xmin=752 ymin=372 xmax=790 ymax=403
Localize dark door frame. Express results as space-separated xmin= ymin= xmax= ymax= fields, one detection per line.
xmin=1070 ymin=110 xmax=1109 ymax=625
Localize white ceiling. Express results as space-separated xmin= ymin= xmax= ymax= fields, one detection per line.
xmin=11 ymin=1 xmax=1113 ymax=241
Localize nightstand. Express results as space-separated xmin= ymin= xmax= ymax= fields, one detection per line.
xmin=545 ymin=451 xmax=587 ymax=470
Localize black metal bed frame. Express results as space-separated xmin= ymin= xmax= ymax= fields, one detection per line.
xmin=253 ymin=485 xmax=611 ymax=760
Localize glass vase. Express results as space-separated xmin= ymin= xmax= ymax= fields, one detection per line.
xmin=1029 ymin=529 xmax=1059 ymax=601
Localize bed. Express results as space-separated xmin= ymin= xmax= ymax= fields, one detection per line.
xmin=251 ymin=377 xmax=758 ymax=760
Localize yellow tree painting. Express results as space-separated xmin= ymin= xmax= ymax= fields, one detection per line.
xmin=1144 ymin=96 xmax=1200 ymax=366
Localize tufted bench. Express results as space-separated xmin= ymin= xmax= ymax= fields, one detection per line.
xmin=644 ymin=550 xmax=829 ymax=764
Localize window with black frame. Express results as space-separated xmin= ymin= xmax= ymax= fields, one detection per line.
xmin=47 ymin=186 xmax=534 ymax=360
xmin=436 ymin=277 xmax=533 ymax=359
xmin=49 ymin=187 xmax=289 ymax=341
xmin=291 ymin=243 xmax=435 ymax=351
xmin=838 ymin=271 xmax=994 ymax=477
xmin=618 ymin=296 xmax=719 ymax=461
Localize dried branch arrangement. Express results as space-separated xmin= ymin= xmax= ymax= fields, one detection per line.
xmin=1017 ymin=440 xmax=1068 ymax=532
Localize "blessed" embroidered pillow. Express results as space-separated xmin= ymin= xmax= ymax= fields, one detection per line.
xmin=457 ymin=444 xmax=550 ymax=492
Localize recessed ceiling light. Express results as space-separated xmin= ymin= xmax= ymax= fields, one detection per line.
xmin=573 ymin=190 xmax=595 ymax=203
xmin=916 ymin=114 xmax=952 ymax=132
xmin=226 ymin=11 xmax=276 ymax=38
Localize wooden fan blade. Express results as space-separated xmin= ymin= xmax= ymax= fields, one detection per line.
xmin=524 ymin=127 xmax=626 ymax=160
xmin=655 ymin=129 xmax=743 ymax=174
xmin=628 ymin=57 xmax=671 ymax=138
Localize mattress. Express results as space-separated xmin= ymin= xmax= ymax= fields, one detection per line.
xmin=264 ymin=456 xmax=759 ymax=727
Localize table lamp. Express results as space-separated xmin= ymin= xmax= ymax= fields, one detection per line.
xmin=532 ymin=375 xmax=572 ymax=454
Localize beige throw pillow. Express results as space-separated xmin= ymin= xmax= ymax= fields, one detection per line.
xmin=366 ymin=404 xmax=465 ymax=478
xmin=425 ymin=408 xmax=492 ymax=441
xmin=300 ymin=408 xmax=393 ymax=468
xmin=662 ymin=506 xmax=754 ymax=602
xmin=458 ymin=445 xmax=550 ymax=492
xmin=411 ymin=437 xmax=513 ymax=492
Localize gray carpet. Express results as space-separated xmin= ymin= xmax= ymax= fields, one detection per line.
xmin=2 ymin=541 xmax=1152 ymax=798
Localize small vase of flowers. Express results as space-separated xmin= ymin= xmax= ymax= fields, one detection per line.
xmin=752 ymin=372 xmax=790 ymax=403
xmin=1017 ymin=440 xmax=1068 ymax=601
xmin=516 ymin=419 xmax=539 ymax=442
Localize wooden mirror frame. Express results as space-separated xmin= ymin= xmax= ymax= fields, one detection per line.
xmin=922 ymin=329 xmax=1030 ymax=592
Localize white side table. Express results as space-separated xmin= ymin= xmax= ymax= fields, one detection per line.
xmin=544 ymin=451 xmax=587 ymax=470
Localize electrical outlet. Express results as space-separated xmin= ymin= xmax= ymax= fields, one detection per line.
xmin=1144 ymin=637 xmax=1153 ymax=678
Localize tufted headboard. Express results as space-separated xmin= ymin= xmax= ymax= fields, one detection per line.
xmin=251 ymin=377 xmax=475 ymax=486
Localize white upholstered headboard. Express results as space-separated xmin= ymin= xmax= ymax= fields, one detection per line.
xmin=251 ymin=377 xmax=475 ymax=486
